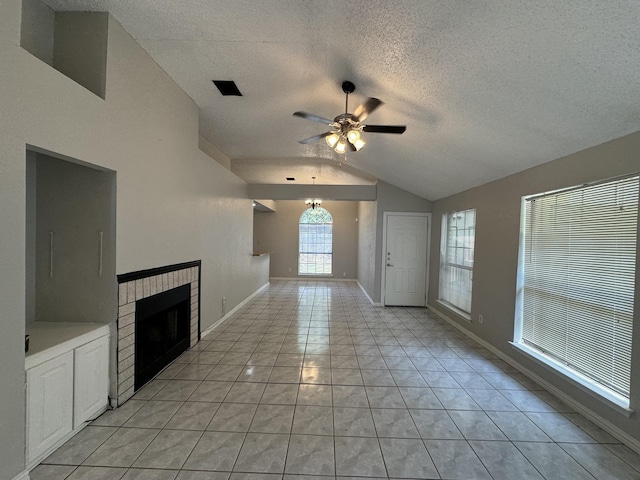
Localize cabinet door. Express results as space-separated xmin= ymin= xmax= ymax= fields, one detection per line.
xmin=74 ymin=335 xmax=110 ymax=427
xmin=26 ymin=351 xmax=74 ymax=463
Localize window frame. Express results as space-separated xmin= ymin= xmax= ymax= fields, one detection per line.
xmin=298 ymin=206 xmax=333 ymax=276
xmin=513 ymin=174 xmax=638 ymax=411
xmin=438 ymin=208 xmax=476 ymax=317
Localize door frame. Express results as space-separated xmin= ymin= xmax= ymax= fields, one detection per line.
xmin=380 ymin=212 xmax=432 ymax=307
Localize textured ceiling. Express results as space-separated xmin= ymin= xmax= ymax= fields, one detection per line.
xmin=48 ymin=0 xmax=640 ymax=200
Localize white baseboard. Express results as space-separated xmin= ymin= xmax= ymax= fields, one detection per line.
xmin=269 ymin=277 xmax=356 ymax=282
xmin=357 ymin=281 xmax=383 ymax=307
xmin=201 ymin=282 xmax=270 ymax=339
xmin=428 ymin=303 xmax=640 ymax=455
xmin=25 ymin=419 xmax=93 ymax=473
xmin=12 ymin=470 xmax=30 ymax=480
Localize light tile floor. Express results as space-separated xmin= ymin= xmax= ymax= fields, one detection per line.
xmin=33 ymin=280 xmax=640 ymax=480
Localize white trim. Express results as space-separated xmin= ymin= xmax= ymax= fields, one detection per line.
xmin=26 ymin=324 xmax=110 ymax=370
xmin=426 ymin=215 xmax=431 ymax=308
xmin=298 ymin=207 xmax=333 ymax=277
xmin=12 ymin=470 xmax=30 ymax=480
xmin=201 ymin=282 xmax=270 ymax=338
xmin=26 ymin=420 xmax=91 ymax=471
xmin=435 ymin=299 xmax=471 ymax=323
xmin=357 ymin=281 xmax=383 ymax=307
xmin=269 ymin=277 xmax=355 ymax=282
xmin=428 ymin=302 xmax=640 ymax=455
xmin=509 ymin=341 xmax=631 ymax=414
xmin=381 ymin=212 xmax=431 ymax=307
xmin=437 ymin=209 xmax=475 ymax=313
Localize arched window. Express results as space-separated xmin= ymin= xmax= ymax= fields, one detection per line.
xmin=299 ymin=207 xmax=333 ymax=275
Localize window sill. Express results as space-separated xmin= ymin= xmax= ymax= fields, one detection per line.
xmin=435 ymin=300 xmax=471 ymax=323
xmin=510 ymin=341 xmax=633 ymax=417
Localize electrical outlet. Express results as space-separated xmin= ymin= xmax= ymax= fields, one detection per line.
xmin=222 ymin=297 xmax=227 ymax=315
xmin=343 ymin=272 xmax=347 ymax=277
xmin=288 ymin=267 xmax=292 ymax=273
xmin=478 ymin=314 xmax=484 ymax=324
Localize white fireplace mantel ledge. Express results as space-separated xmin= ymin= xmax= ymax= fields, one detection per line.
xmin=26 ymin=322 xmax=112 ymax=370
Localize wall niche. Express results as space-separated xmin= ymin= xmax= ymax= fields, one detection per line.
xmin=20 ymin=0 xmax=109 ymax=99
xmin=26 ymin=148 xmax=117 ymax=326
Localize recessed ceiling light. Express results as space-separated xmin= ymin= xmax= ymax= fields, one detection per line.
xmin=212 ymin=80 xmax=242 ymax=96
xmin=286 ymin=177 xmax=295 ymax=181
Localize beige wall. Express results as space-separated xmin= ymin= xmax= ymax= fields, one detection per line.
xmin=357 ymin=201 xmax=377 ymax=299
xmin=367 ymin=181 xmax=432 ymax=303
xmin=248 ymin=183 xmax=376 ymax=201
xmin=53 ymin=12 xmax=109 ymax=98
xmin=0 ymin=5 xmax=268 ymax=477
xmin=429 ymin=131 xmax=640 ymax=446
xmin=20 ymin=0 xmax=54 ymax=64
xmin=253 ymin=200 xmax=359 ymax=279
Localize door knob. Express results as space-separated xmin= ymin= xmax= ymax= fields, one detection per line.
xmin=387 ymin=263 xmax=394 ymax=267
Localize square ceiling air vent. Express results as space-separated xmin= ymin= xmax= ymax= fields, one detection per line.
xmin=212 ymin=80 xmax=242 ymax=96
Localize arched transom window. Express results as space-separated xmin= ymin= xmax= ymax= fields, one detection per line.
xmin=299 ymin=207 xmax=333 ymax=275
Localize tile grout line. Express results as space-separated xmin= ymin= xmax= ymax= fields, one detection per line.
xmin=38 ymin=280 xmax=640 ymax=480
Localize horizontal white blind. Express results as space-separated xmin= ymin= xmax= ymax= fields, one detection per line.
xmin=521 ymin=175 xmax=638 ymax=398
xmin=440 ymin=209 xmax=476 ymax=313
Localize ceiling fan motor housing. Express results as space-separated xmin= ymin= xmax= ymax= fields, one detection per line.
xmin=333 ymin=113 xmax=361 ymax=134
xmin=342 ymin=81 xmax=356 ymax=94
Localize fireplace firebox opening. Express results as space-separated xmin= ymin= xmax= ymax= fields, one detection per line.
xmin=134 ymin=284 xmax=190 ymax=390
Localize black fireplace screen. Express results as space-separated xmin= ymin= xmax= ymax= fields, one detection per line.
xmin=134 ymin=284 xmax=190 ymax=390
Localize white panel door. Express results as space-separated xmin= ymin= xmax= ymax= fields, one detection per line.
xmin=26 ymin=351 xmax=74 ymax=463
xmin=384 ymin=214 xmax=429 ymax=306
xmin=74 ymin=336 xmax=110 ymax=427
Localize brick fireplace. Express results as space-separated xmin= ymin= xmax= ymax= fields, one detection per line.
xmin=116 ymin=261 xmax=201 ymax=405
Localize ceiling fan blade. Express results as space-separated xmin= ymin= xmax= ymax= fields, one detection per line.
xmin=293 ymin=111 xmax=335 ymax=125
xmin=298 ymin=131 xmax=332 ymax=144
xmin=363 ymin=125 xmax=406 ymax=134
xmin=353 ymin=98 xmax=383 ymax=122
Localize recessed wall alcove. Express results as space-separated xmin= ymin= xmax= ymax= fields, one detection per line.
xmin=25 ymin=147 xmax=117 ymax=327
xmin=20 ymin=0 xmax=108 ymax=99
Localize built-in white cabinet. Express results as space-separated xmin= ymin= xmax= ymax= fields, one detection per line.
xmin=26 ymin=351 xmax=74 ymax=463
xmin=74 ymin=337 xmax=110 ymax=428
xmin=25 ymin=323 xmax=111 ymax=467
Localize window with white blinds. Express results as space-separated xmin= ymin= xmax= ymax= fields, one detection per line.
xmin=517 ymin=175 xmax=638 ymax=400
xmin=439 ymin=208 xmax=476 ymax=314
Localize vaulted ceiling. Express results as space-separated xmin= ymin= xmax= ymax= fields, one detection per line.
xmin=48 ymin=0 xmax=640 ymax=200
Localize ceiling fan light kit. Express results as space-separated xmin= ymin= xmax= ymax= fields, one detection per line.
xmin=325 ymin=132 xmax=340 ymax=148
xmin=294 ymin=81 xmax=406 ymax=157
